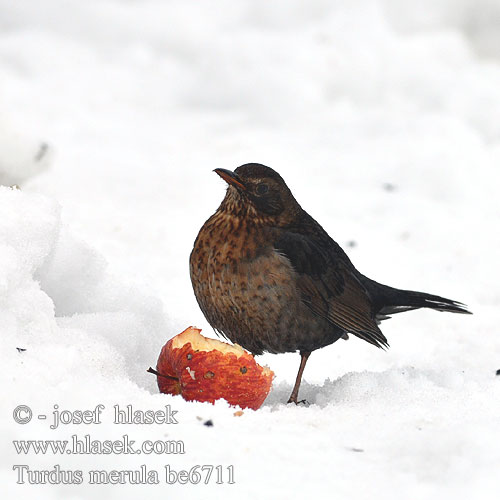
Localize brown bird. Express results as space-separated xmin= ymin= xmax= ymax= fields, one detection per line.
xmin=190 ymin=163 xmax=471 ymax=404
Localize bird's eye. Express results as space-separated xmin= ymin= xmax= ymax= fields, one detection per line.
xmin=255 ymin=183 xmax=269 ymax=195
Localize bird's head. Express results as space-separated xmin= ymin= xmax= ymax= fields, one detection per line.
xmin=214 ymin=163 xmax=300 ymax=225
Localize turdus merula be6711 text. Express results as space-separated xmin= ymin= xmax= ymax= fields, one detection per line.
xmin=190 ymin=163 xmax=471 ymax=404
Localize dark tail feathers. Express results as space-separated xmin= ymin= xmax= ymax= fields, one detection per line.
xmin=359 ymin=276 xmax=472 ymax=319
xmin=378 ymin=289 xmax=471 ymax=318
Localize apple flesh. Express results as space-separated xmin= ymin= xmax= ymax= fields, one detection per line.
xmin=155 ymin=326 xmax=274 ymax=410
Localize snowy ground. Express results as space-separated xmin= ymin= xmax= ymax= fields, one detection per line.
xmin=1 ymin=1 xmax=500 ymax=498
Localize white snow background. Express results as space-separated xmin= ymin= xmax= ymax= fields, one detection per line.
xmin=1 ymin=0 xmax=499 ymax=498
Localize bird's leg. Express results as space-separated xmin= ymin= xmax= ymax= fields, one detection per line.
xmin=287 ymin=351 xmax=311 ymax=404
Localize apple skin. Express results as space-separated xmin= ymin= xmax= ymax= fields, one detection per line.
xmin=156 ymin=327 xmax=274 ymax=410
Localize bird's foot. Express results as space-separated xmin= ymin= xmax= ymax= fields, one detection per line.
xmin=287 ymin=397 xmax=310 ymax=406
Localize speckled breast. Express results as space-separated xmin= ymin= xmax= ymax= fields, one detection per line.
xmin=189 ymin=213 xmax=305 ymax=355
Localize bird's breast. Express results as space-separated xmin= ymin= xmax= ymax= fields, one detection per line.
xmin=190 ymin=213 xmax=302 ymax=353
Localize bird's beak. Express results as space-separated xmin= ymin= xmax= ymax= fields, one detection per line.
xmin=214 ymin=168 xmax=246 ymax=190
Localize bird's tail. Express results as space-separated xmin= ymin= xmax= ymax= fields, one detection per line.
xmin=377 ymin=289 xmax=471 ymax=317
xmin=359 ymin=276 xmax=472 ymax=319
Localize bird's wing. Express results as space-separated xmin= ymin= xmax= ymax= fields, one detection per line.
xmin=273 ymin=228 xmax=389 ymax=349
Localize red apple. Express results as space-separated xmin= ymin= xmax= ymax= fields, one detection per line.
xmin=153 ymin=326 xmax=274 ymax=410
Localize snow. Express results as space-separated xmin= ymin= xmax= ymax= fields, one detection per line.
xmin=1 ymin=0 xmax=499 ymax=498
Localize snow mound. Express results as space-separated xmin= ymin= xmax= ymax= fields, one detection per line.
xmin=1 ymin=187 xmax=168 ymax=391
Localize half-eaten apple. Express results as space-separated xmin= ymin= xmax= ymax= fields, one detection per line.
xmin=152 ymin=326 xmax=274 ymax=410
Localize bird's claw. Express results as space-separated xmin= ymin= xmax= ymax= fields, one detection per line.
xmin=287 ymin=398 xmax=310 ymax=406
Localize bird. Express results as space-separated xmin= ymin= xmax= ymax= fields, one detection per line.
xmin=189 ymin=163 xmax=471 ymax=404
